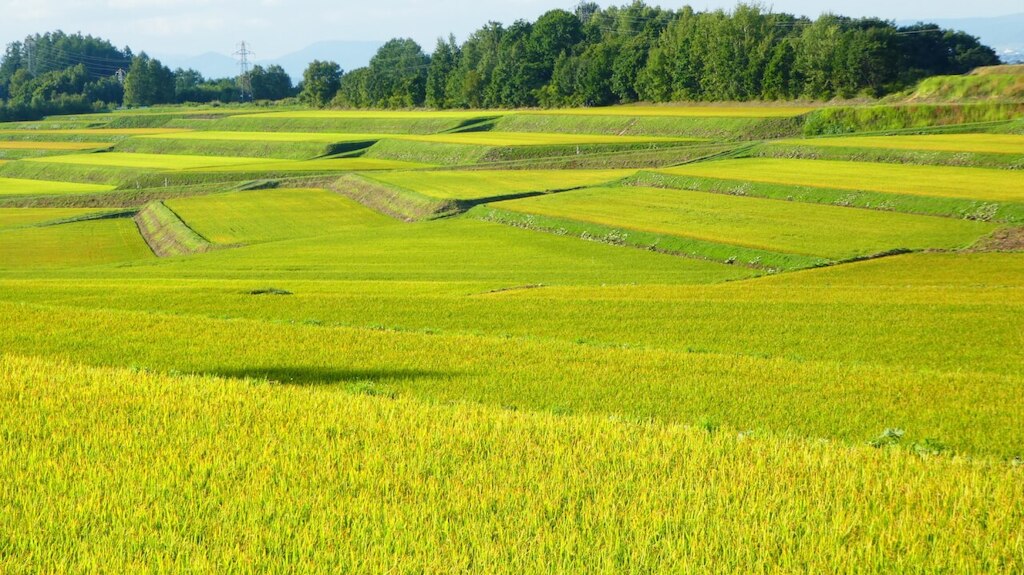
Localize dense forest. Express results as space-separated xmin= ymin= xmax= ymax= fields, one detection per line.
xmin=0 ymin=2 xmax=1001 ymax=120
xmin=0 ymin=32 xmax=295 ymax=121
xmin=338 ymin=2 xmax=1000 ymax=108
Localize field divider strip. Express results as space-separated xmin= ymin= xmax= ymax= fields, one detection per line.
xmin=134 ymin=200 xmax=217 ymax=258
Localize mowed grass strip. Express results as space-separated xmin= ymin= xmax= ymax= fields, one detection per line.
xmin=0 ymin=207 xmax=109 ymax=230
xmin=0 ymin=128 xmax=189 ymax=136
xmin=0 ymin=177 xmax=115 ymax=197
xmin=523 ymin=105 xmax=816 ymax=118
xmin=152 ymin=131 xmax=697 ymax=146
xmin=365 ymin=169 xmax=635 ymax=200
xmin=187 ymin=157 xmax=433 ymax=173
xmin=394 ymin=132 xmax=694 ymax=146
xmin=239 ymin=110 xmax=508 ymax=120
xmin=775 ymin=133 xmax=1024 ymax=155
xmin=137 ymin=131 xmax=382 ymax=143
xmin=660 ymin=158 xmax=1024 ymax=203
xmin=0 ymin=218 xmax=152 ymax=269
xmin=0 ymin=141 xmax=111 ymax=151
xmin=167 ymin=188 xmax=395 ymax=245
xmin=0 ymin=353 xmax=1020 ymax=573
xmin=495 ymin=186 xmax=995 ymax=259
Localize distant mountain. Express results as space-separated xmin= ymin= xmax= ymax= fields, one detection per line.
xmin=898 ymin=13 xmax=1024 ymax=62
xmin=271 ymin=41 xmax=384 ymax=82
xmin=155 ymin=40 xmax=384 ymax=82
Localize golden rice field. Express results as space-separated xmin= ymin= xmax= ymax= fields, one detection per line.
xmin=659 ymin=158 xmax=1024 ymax=202
xmin=26 ymin=151 xmax=283 ymax=170
xmin=365 ymin=169 xmax=633 ymax=199
xmin=165 ymin=188 xmax=392 ymax=244
xmin=0 ymin=140 xmax=112 ymax=150
xmin=0 ymin=176 xmax=115 ymax=197
xmin=0 ymin=353 xmax=1020 ymax=573
xmin=778 ymin=133 xmax=1024 ymax=154
xmin=0 ymin=103 xmax=1021 ymax=573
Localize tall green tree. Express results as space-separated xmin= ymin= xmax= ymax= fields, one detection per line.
xmin=123 ymin=53 xmax=174 ymax=106
xmin=249 ymin=65 xmax=293 ymax=101
xmin=366 ymin=38 xmax=429 ymax=108
xmin=299 ymin=60 xmax=342 ymax=107
xmin=426 ymin=35 xmax=460 ymax=108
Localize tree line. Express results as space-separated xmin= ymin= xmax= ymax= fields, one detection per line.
xmin=0 ymin=3 xmax=1001 ymax=121
xmin=317 ymin=2 xmax=999 ymax=109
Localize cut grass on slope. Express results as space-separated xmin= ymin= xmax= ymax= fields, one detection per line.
xmin=186 ymin=157 xmax=433 ymax=173
xmin=134 ymin=201 xmax=216 ymax=258
xmin=492 ymin=186 xmax=995 ymax=260
xmin=0 ymin=177 xmax=115 ymax=197
xmin=0 ymin=141 xmax=112 ymax=150
xmin=167 ymin=188 xmax=396 ymax=245
xmin=364 ymin=169 xmax=634 ymax=201
xmin=775 ymin=134 xmax=1024 ymax=155
xmin=659 ymin=158 xmax=1024 ymax=203
xmin=137 ymin=131 xmax=379 ymax=143
xmin=0 ymin=353 xmax=1019 ymax=573
xmin=392 ymin=132 xmax=695 ymax=146
xmin=241 ymin=110 xmax=508 ymax=120
xmin=0 ymin=218 xmax=152 ymax=269
xmin=0 ymin=128 xmax=189 ymax=136
xmin=26 ymin=152 xmax=283 ymax=171
xmin=522 ymin=105 xmax=816 ymax=118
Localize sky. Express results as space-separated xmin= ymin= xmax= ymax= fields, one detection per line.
xmin=0 ymin=0 xmax=1019 ymax=59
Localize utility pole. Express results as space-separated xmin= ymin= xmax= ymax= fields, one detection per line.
xmin=115 ymin=68 xmax=126 ymax=85
xmin=234 ymin=41 xmax=254 ymax=101
xmin=25 ymin=38 xmax=35 ymax=75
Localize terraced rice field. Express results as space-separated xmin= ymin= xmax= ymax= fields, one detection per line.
xmin=365 ymin=169 xmax=633 ymax=200
xmin=0 ymin=104 xmax=1021 ymax=573
xmin=777 ymin=133 xmax=1024 ymax=154
xmin=0 ymin=177 xmax=115 ymax=197
xmin=0 ymin=207 xmax=109 ymax=229
xmin=166 ymin=188 xmax=393 ymax=244
xmin=494 ymin=186 xmax=994 ymax=260
xmin=0 ymin=218 xmax=152 ymax=269
xmin=26 ymin=152 xmax=281 ymax=170
xmin=659 ymin=158 xmax=1024 ymax=202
